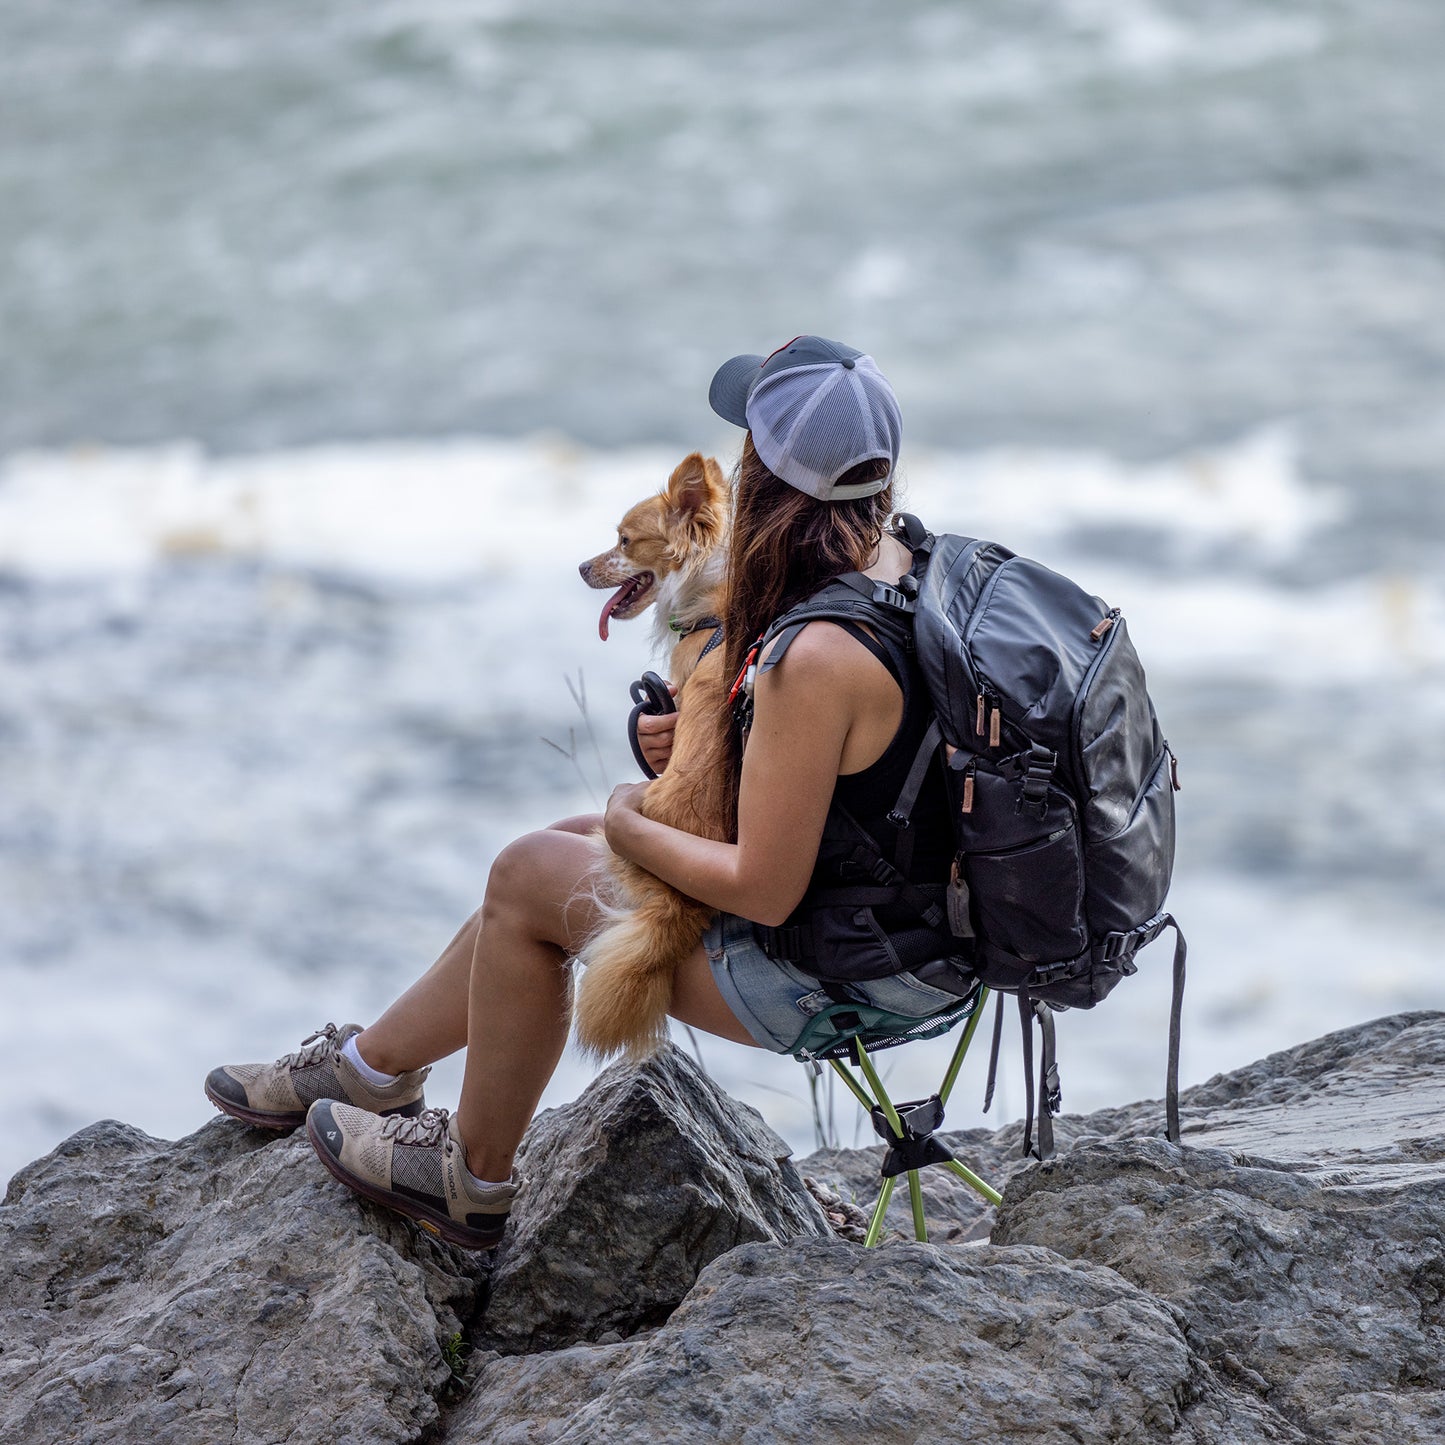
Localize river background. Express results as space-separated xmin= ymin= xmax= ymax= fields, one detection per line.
xmin=2 ymin=0 xmax=1442 ymax=1186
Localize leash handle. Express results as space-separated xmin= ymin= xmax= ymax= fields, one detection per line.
xmin=628 ymin=670 xmax=676 ymax=779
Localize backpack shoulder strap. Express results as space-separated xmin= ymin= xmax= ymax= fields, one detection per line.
xmin=758 ymin=564 xmax=921 ymax=678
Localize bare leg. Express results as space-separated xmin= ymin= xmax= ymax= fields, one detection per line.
xmin=358 ymin=814 xmax=600 ymax=1074
xmin=357 ymin=812 xmax=759 ymax=1183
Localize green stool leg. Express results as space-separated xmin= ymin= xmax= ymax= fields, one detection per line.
xmin=940 ymin=986 xmax=990 ymax=1105
xmin=863 ymin=1176 xmax=897 ymax=1248
xmin=823 ymin=993 xmax=1000 ymax=1245
xmin=943 ymin=1157 xmax=1003 ymax=1207
xmin=907 ymin=1170 xmax=928 ymax=1241
xmin=828 ymin=1056 xmax=874 ymax=1113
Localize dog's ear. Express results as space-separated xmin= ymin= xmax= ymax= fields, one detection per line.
xmin=665 ymin=452 xmax=729 ymax=555
xmin=701 ymin=455 xmax=728 ymax=507
xmin=665 ymin=452 xmax=713 ymax=520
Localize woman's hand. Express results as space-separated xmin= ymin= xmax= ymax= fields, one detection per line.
xmin=635 ymin=707 xmax=677 ymax=775
xmin=603 ymin=780 xmax=651 ymax=854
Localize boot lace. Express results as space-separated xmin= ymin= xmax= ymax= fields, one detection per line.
xmin=275 ymin=1023 xmax=343 ymax=1070
xmin=380 ymin=1107 xmax=451 ymax=1147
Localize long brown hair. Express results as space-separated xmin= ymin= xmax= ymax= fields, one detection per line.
xmin=717 ymin=434 xmax=894 ymax=833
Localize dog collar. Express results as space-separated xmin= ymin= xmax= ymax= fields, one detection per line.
xmin=669 ymin=613 xmax=722 ymax=636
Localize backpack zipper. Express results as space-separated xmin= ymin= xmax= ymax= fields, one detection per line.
xmin=974 ymin=686 xmax=1003 ymax=748
xmin=1090 ymin=608 xmax=1119 ymax=642
xmin=1070 ymin=609 xmax=1124 ymax=787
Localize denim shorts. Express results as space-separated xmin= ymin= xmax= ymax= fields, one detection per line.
xmin=704 ymin=910 xmax=969 ymax=1055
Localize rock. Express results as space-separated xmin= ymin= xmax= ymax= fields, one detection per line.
xmin=457 ymin=1237 xmax=1303 ymax=1444
xmin=481 ymin=1045 xmax=829 ymax=1353
xmin=993 ymin=1012 xmax=1445 ymax=1444
xmin=0 ymin=1117 xmax=481 ymax=1445
xmin=3 ymin=1014 xmax=1442 ymax=1444
xmin=0 ymin=1045 xmax=825 ymax=1443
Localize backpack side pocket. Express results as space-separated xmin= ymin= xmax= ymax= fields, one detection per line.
xmin=960 ymin=775 xmax=1088 ymax=967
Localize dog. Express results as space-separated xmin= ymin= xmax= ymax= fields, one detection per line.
xmin=574 ymin=451 xmax=732 ymax=1058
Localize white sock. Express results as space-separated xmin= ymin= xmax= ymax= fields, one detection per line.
xmin=342 ymin=1032 xmax=399 ymax=1086
xmin=467 ymin=1166 xmax=513 ymax=1192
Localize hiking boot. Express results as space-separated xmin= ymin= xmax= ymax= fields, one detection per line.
xmin=305 ymin=1100 xmax=517 ymax=1251
xmin=204 ymin=1023 xmax=429 ymax=1130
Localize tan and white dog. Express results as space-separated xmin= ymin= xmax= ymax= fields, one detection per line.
xmin=575 ymin=452 xmax=732 ymax=1057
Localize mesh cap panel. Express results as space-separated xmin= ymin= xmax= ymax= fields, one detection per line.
xmin=710 ymin=338 xmax=902 ymax=500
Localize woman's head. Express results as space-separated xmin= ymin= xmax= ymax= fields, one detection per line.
xmin=710 ymin=335 xmax=902 ymax=670
xmin=712 ymin=437 xmax=894 ymax=836
xmin=708 ymin=335 xmax=901 ymax=502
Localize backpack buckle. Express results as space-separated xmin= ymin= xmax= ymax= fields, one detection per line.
xmin=870 ymin=579 xmax=917 ymax=612
xmin=1099 ymin=930 xmax=1144 ymax=964
xmin=1016 ymin=745 xmax=1056 ymax=819
xmin=1043 ymin=1062 xmax=1063 ymax=1114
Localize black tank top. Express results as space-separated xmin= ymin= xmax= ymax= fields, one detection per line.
xmin=816 ymin=618 xmax=954 ymax=893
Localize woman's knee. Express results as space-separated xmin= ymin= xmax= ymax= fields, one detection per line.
xmin=482 ymin=827 xmax=601 ymax=945
xmin=483 ymin=833 xmax=549 ymax=918
xmin=546 ymin=813 xmax=603 ymax=837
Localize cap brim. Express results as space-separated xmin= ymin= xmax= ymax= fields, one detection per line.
xmin=708 ymin=353 xmax=765 ymax=428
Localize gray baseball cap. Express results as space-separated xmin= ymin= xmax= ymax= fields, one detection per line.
xmin=708 ymin=335 xmax=901 ymax=500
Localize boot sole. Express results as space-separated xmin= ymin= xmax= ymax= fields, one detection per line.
xmin=204 ymin=1082 xmax=305 ymax=1130
xmin=304 ymin=1112 xmax=506 ymax=1253
xmin=205 ymin=1083 xmax=426 ymax=1132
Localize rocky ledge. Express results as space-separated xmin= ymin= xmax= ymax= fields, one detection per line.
xmin=3 ymin=1012 xmax=1443 ymax=1444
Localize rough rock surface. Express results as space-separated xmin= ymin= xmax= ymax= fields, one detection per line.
xmin=0 ymin=1118 xmax=478 ymax=1445
xmin=0 ymin=1046 xmax=823 ymax=1444
xmin=2 ymin=1015 xmax=1442 ymax=1444
xmin=994 ymin=1012 xmax=1445 ymax=1444
xmin=481 ymin=1047 xmax=830 ymax=1352
xmin=459 ymin=1238 xmax=1299 ymax=1445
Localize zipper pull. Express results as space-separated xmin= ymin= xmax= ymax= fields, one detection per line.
xmin=989 ymin=702 xmax=1002 ymax=749
xmin=961 ymin=760 xmax=976 ymax=815
xmin=1091 ymin=608 xmax=1120 ymax=642
xmin=976 ymin=691 xmax=987 ymax=737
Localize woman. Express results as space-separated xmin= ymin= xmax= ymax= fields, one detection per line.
xmin=204 ymin=336 xmax=966 ymax=1251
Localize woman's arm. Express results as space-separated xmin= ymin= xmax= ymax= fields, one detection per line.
xmin=603 ymin=623 xmax=886 ymax=926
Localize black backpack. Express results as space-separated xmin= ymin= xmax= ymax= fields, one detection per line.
xmin=756 ymin=513 xmax=1186 ymax=1157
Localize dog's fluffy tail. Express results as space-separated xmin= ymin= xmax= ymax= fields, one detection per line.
xmin=574 ymin=864 xmax=715 ymax=1060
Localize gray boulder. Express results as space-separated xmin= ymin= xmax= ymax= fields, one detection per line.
xmin=994 ymin=1012 xmax=1445 ymax=1444
xmin=458 ymin=1238 xmax=1300 ymax=1444
xmin=0 ymin=1118 xmax=479 ymax=1445
xmin=3 ymin=1014 xmax=1442 ymax=1444
xmin=0 ymin=1045 xmax=824 ymax=1444
xmin=480 ymin=1046 xmax=830 ymax=1353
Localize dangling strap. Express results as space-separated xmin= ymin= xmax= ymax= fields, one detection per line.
xmin=982 ymin=990 xmax=1006 ymax=1113
xmin=1018 ymin=993 xmax=1036 ymax=1160
xmin=1035 ymin=1002 xmax=1059 ymax=1160
xmin=1017 ymin=993 xmax=1061 ymax=1160
xmin=1163 ymin=915 xmax=1187 ymax=1144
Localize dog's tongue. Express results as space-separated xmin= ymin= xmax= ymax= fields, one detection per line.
xmin=598 ymin=584 xmax=632 ymax=642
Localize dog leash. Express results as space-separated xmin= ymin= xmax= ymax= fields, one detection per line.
xmin=627 ymin=672 xmax=676 ymax=779
xmin=627 ymin=621 xmax=724 ymax=779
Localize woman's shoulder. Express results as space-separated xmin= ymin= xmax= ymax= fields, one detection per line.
xmin=757 ymin=616 xmax=894 ymax=690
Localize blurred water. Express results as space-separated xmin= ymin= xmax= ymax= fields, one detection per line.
xmin=2 ymin=0 xmax=1443 ymax=1185
xmin=3 ymin=1 xmax=1443 ymax=551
